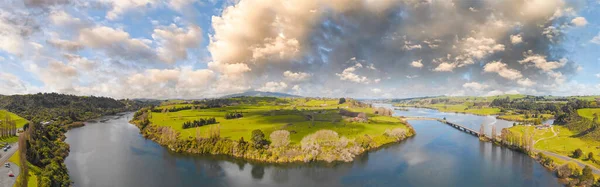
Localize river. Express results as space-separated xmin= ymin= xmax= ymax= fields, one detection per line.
xmin=65 ymin=107 xmax=562 ymax=187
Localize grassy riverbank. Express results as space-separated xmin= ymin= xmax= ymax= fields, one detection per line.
xmin=132 ymin=97 xmax=415 ymax=163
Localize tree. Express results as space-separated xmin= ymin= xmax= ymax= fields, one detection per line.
xmin=580 ymin=166 xmax=595 ymax=186
xmin=338 ymin=98 xmax=346 ymax=104
xmin=573 ymin=148 xmax=584 ymax=158
xmin=18 ymin=132 xmax=28 ymax=187
xmin=588 ymin=152 xmax=595 ymax=161
xmin=269 ymin=130 xmax=290 ymax=148
xmin=251 ymin=129 xmax=268 ymax=148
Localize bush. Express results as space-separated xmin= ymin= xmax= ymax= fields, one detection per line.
xmin=269 ymin=130 xmax=290 ymax=148
xmin=339 ymin=98 xmax=346 ymax=104
xmin=573 ymin=148 xmax=583 ymax=158
xmin=251 ymin=129 xmax=269 ymax=148
xmin=384 ymin=128 xmax=408 ymax=140
xmin=557 ymin=162 xmax=580 ymax=178
xmin=579 ymin=166 xmax=594 ymax=186
xmin=588 ymin=152 xmax=594 ymax=161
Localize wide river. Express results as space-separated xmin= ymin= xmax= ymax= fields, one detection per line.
xmin=65 ymin=105 xmax=561 ymax=187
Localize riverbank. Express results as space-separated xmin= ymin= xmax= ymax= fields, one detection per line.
xmin=129 ymin=105 xmax=416 ymax=163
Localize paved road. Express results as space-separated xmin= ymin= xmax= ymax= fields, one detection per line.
xmin=0 ymin=162 xmax=19 ymax=187
xmin=0 ymin=143 xmax=19 ymax=187
xmin=539 ymin=150 xmax=600 ymax=175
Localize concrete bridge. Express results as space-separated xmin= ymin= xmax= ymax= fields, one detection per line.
xmin=402 ymin=117 xmax=483 ymax=137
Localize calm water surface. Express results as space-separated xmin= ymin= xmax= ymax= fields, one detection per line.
xmin=65 ymin=107 xmax=562 ymax=187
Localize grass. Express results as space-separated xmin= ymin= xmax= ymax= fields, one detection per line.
xmin=149 ymin=98 xmax=408 ymax=144
xmin=0 ymin=110 xmax=28 ymax=128
xmin=427 ymin=104 xmax=501 ymax=115
xmin=508 ymin=125 xmax=600 ymax=168
xmin=577 ymin=108 xmax=600 ymax=123
xmin=0 ymin=136 xmax=19 ymax=144
xmin=497 ymin=114 xmax=554 ymax=123
xmin=8 ymin=151 xmax=39 ymax=187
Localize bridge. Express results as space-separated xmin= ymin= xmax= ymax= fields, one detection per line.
xmin=402 ymin=117 xmax=483 ymax=137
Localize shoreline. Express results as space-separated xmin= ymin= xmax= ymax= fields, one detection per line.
xmin=128 ymin=114 xmax=416 ymax=164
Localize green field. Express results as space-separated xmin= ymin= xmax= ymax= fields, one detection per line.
xmin=427 ymin=104 xmax=501 ymax=115
xmin=0 ymin=110 xmax=28 ymax=128
xmin=498 ymin=114 xmax=554 ymax=123
xmin=8 ymin=151 xmax=39 ymax=187
xmin=508 ymin=125 xmax=600 ymax=168
xmin=577 ymin=108 xmax=600 ymax=122
xmin=149 ymin=98 xmax=409 ymax=144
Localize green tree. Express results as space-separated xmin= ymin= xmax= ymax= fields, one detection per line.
xmin=251 ymin=129 xmax=268 ymax=148
xmin=580 ymin=166 xmax=594 ymax=186
xmin=589 ymin=152 xmax=595 ymax=161
xmin=338 ymin=98 xmax=346 ymax=104
xmin=573 ymin=148 xmax=584 ymax=158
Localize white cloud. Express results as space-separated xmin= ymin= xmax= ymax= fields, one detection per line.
xmin=483 ymin=61 xmax=523 ymax=80
xmin=510 ymin=34 xmax=523 ymax=44
xmin=433 ymin=62 xmax=457 ymax=72
xmin=595 ymin=73 xmax=600 ymax=78
xmin=462 ymin=82 xmax=489 ymax=91
xmin=410 ymin=59 xmax=423 ymax=68
xmin=78 ymin=26 xmax=156 ymax=61
xmin=257 ymin=81 xmax=288 ymax=92
xmin=519 ymin=51 xmax=566 ymax=72
xmin=283 ymin=71 xmax=311 ymax=81
xmin=0 ymin=72 xmax=27 ymax=95
xmin=336 ymin=63 xmax=371 ymax=83
xmin=517 ymin=78 xmax=535 ymax=87
xmin=591 ymin=34 xmax=600 ymax=44
xmin=571 ymin=17 xmax=587 ymax=27
xmin=462 ymin=37 xmax=505 ymax=59
xmin=152 ymin=24 xmax=203 ymax=63
xmin=371 ymin=88 xmax=382 ymax=93
xmin=101 ymin=0 xmax=159 ymax=20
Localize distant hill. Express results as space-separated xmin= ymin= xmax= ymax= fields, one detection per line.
xmin=221 ymin=91 xmax=300 ymax=98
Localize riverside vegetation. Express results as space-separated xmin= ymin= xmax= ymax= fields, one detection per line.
xmin=130 ymin=97 xmax=415 ymax=163
xmin=394 ymin=94 xmax=600 ymax=186
xmin=0 ymin=93 xmax=155 ymax=187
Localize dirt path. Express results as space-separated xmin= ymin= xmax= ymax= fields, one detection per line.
xmin=534 ymin=126 xmax=557 ymax=145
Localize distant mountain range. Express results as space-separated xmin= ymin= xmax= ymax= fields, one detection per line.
xmin=221 ymin=91 xmax=301 ymax=98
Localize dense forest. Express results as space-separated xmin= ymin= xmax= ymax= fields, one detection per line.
xmin=0 ymin=93 xmax=157 ymax=186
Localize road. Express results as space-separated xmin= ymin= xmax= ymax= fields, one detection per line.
xmin=0 ymin=143 xmax=19 ymax=187
xmin=538 ymin=150 xmax=600 ymax=175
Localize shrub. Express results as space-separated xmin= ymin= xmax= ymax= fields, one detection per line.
xmin=339 ymin=98 xmax=346 ymax=104
xmin=573 ymin=148 xmax=583 ymax=158
xmin=251 ymin=129 xmax=269 ymax=148
xmin=556 ymin=162 xmax=580 ymax=178
xmin=270 ymin=130 xmax=290 ymax=148
xmin=384 ymin=128 xmax=408 ymax=140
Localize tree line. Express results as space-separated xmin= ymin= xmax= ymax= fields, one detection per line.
xmin=182 ymin=118 xmax=217 ymax=129
xmin=0 ymin=114 xmax=18 ymax=138
xmin=225 ymin=112 xmax=244 ymax=119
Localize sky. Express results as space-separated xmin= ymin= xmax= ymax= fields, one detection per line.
xmin=0 ymin=0 xmax=599 ymax=99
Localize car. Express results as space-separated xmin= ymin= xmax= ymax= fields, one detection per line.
xmin=8 ymin=172 xmax=14 ymax=177
xmin=3 ymin=147 xmax=7 ymax=152
xmin=4 ymin=163 xmax=9 ymax=168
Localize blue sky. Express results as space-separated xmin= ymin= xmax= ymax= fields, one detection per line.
xmin=0 ymin=0 xmax=599 ymax=99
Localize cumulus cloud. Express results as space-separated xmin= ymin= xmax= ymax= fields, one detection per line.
xmin=152 ymin=24 xmax=203 ymax=63
xmin=78 ymin=26 xmax=156 ymax=61
xmin=571 ymin=17 xmax=587 ymax=27
xmin=463 ymin=82 xmax=489 ymax=91
xmin=410 ymin=59 xmax=423 ymax=68
xmin=483 ymin=61 xmax=523 ymax=80
xmin=519 ymin=51 xmax=567 ymax=72
xmin=336 ymin=63 xmax=371 ymax=84
xmin=101 ymin=0 xmax=158 ymax=20
xmin=510 ymin=34 xmax=523 ymax=44
xmin=433 ymin=62 xmax=457 ymax=72
xmin=517 ymin=78 xmax=536 ymax=87
xmin=283 ymin=71 xmax=311 ymax=82
xmin=257 ymin=81 xmax=288 ymax=92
